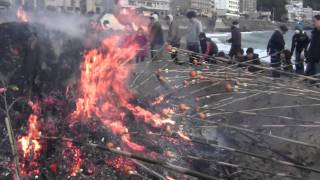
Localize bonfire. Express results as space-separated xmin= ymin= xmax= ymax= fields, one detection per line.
xmin=0 ymin=3 xmax=320 ymax=180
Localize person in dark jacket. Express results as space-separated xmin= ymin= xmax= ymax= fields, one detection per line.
xmin=165 ymin=14 xmax=181 ymax=63
xmin=267 ymin=25 xmax=288 ymax=77
xmin=306 ymin=15 xmax=320 ymax=76
xmin=291 ymin=27 xmax=310 ymax=74
xmin=199 ymin=32 xmax=218 ymax=63
xmin=281 ymin=49 xmax=294 ymax=72
xmin=227 ymin=21 xmax=241 ymax=58
xmin=244 ymin=48 xmax=261 ymax=72
xmin=149 ymin=14 xmax=164 ymax=59
xmin=235 ymin=48 xmax=244 ymax=65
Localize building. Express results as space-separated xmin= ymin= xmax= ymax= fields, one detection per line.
xmin=45 ymin=0 xmax=83 ymax=12
xmin=170 ymin=0 xmax=216 ymax=17
xmin=190 ymin=0 xmax=215 ymax=17
xmin=313 ymin=11 xmax=320 ymax=17
xmin=288 ymin=0 xmax=303 ymax=8
xmin=170 ymin=0 xmax=190 ymax=15
xmin=239 ymin=0 xmax=256 ymax=14
xmin=258 ymin=11 xmax=271 ymax=21
xmin=128 ymin=0 xmax=170 ymax=16
xmin=0 ymin=0 xmax=10 ymax=9
xmin=215 ymin=0 xmax=240 ymax=18
xmin=41 ymin=0 xmax=130 ymax=14
xmin=286 ymin=0 xmax=315 ymax=22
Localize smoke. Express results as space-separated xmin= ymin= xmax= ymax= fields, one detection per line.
xmin=31 ymin=11 xmax=90 ymax=38
xmin=0 ymin=8 xmax=91 ymax=38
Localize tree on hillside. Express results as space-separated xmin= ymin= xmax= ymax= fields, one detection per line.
xmin=304 ymin=0 xmax=320 ymax=10
xmin=257 ymin=0 xmax=288 ymax=22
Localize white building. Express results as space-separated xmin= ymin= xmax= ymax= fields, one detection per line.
xmin=44 ymin=0 xmax=104 ymax=13
xmin=286 ymin=0 xmax=316 ymax=22
xmin=288 ymin=0 xmax=303 ymax=8
xmin=190 ymin=0 xmax=215 ymax=17
xmin=128 ymin=0 xmax=170 ymax=16
xmin=215 ymin=0 xmax=240 ymax=18
xmin=170 ymin=0 xmax=215 ymax=17
xmin=239 ymin=0 xmax=257 ymax=14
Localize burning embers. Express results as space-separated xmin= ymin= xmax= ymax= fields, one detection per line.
xmin=64 ymin=142 xmax=83 ymax=177
xmin=15 ymin=31 xmax=179 ymax=178
xmin=71 ymin=36 xmax=174 ymax=151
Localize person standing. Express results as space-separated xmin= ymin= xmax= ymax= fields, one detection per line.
xmin=227 ymin=21 xmax=242 ymax=59
xmin=134 ymin=27 xmax=148 ymax=63
xmin=186 ymin=11 xmax=203 ymax=63
xmin=165 ymin=14 xmax=181 ymax=63
xmin=149 ymin=14 xmax=164 ymax=59
xmin=306 ymin=15 xmax=320 ymax=76
xmin=267 ymin=25 xmax=288 ymax=77
xmin=291 ymin=25 xmax=310 ymax=74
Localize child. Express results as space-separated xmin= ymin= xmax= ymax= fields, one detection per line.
xmin=134 ymin=27 xmax=148 ymax=63
xmin=280 ymin=49 xmax=294 ymax=72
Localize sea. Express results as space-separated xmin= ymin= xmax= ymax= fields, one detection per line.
xmin=207 ymin=30 xmax=311 ymax=63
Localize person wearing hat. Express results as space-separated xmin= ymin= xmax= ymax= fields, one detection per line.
xmin=165 ymin=14 xmax=181 ymax=63
xmin=306 ymin=14 xmax=320 ymax=77
xmin=186 ymin=11 xmax=203 ymax=63
xmin=267 ymin=25 xmax=288 ymax=77
xmin=291 ymin=22 xmax=310 ymax=74
xmin=149 ymin=13 xmax=164 ymax=59
xmin=199 ymin=32 xmax=218 ymax=63
xmin=227 ymin=21 xmax=242 ymax=59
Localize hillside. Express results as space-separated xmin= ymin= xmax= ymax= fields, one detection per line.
xmin=304 ymin=0 xmax=320 ymax=10
xmin=257 ymin=0 xmax=320 ymax=22
xmin=257 ymin=0 xmax=287 ymax=21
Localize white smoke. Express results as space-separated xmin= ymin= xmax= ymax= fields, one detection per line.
xmin=30 ymin=11 xmax=90 ymax=38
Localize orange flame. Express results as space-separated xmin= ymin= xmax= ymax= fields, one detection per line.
xmin=71 ymin=36 xmax=172 ymax=151
xmin=18 ymin=115 xmax=41 ymax=158
xmin=18 ymin=102 xmax=42 ymax=177
xmin=177 ymin=132 xmax=191 ymax=141
xmin=166 ymin=176 xmax=176 ymax=180
xmin=17 ymin=6 xmax=29 ymax=22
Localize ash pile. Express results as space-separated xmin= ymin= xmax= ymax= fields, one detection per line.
xmin=1 ymin=21 xmax=320 ymax=180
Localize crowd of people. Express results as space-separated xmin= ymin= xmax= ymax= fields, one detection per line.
xmin=87 ymin=11 xmax=320 ymax=79
xmin=267 ymin=15 xmax=320 ymax=78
